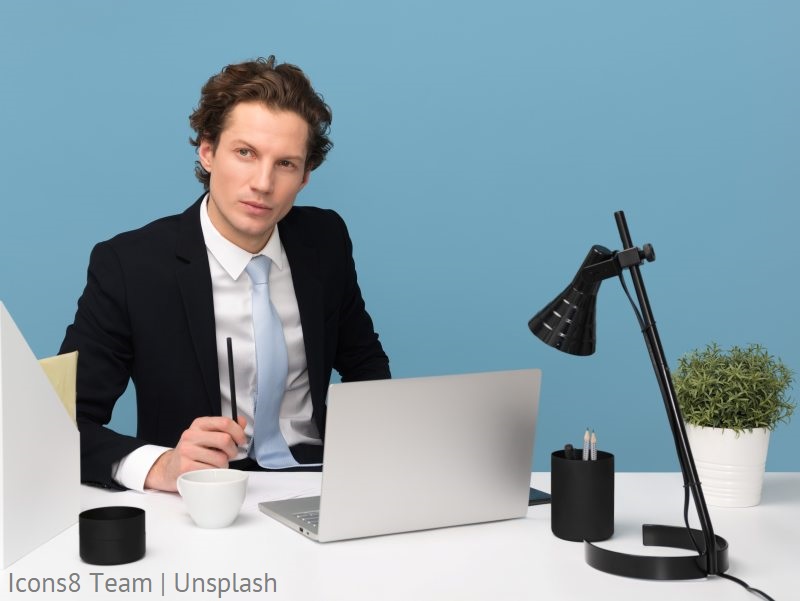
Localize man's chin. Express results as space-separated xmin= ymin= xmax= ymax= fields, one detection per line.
xmin=236 ymin=223 xmax=276 ymax=251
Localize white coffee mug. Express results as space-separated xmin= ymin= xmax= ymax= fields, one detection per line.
xmin=177 ymin=469 xmax=249 ymax=528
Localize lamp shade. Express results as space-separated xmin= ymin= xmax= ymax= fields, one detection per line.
xmin=528 ymin=245 xmax=613 ymax=356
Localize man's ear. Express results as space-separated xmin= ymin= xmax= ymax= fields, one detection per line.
xmin=198 ymin=139 xmax=215 ymax=172
xmin=300 ymin=169 xmax=311 ymax=190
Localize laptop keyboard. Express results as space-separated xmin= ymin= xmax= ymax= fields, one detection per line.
xmin=294 ymin=510 xmax=320 ymax=528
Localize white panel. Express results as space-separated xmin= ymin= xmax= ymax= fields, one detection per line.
xmin=0 ymin=301 xmax=80 ymax=568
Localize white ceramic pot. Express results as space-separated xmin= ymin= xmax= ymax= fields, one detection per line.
xmin=685 ymin=424 xmax=770 ymax=507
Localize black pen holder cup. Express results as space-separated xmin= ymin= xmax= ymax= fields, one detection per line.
xmin=551 ymin=450 xmax=614 ymax=542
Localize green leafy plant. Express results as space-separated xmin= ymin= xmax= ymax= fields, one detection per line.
xmin=673 ymin=343 xmax=795 ymax=432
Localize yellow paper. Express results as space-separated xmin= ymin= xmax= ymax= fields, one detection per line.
xmin=38 ymin=351 xmax=78 ymax=425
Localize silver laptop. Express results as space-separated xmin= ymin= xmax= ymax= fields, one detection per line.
xmin=259 ymin=369 xmax=541 ymax=542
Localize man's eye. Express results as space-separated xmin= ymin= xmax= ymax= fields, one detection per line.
xmin=278 ymin=160 xmax=295 ymax=168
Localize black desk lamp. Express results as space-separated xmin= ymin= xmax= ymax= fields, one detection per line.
xmin=529 ymin=210 xmax=729 ymax=580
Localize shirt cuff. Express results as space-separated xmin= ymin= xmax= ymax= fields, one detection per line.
xmin=112 ymin=445 xmax=172 ymax=492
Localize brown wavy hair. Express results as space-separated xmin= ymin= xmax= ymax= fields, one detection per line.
xmin=189 ymin=56 xmax=333 ymax=188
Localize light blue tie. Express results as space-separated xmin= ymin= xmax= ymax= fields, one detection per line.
xmin=245 ymin=255 xmax=297 ymax=468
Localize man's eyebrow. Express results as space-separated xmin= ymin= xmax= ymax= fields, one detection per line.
xmin=229 ymin=139 xmax=305 ymax=161
xmin=229 ymin=138 xmax=255 ymax=148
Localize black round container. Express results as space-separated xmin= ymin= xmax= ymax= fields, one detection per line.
xmin=79 ymin=506 xmax=145 ymax=565
xmin=551 ymin=450 xmax=614 ymax=542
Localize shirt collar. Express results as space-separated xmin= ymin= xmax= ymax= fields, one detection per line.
xmin=199 ymin=194 xmax=286 ymax=280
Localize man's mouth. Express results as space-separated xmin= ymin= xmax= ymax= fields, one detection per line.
xmin=241 ymin=200 xmax=271 ymax=213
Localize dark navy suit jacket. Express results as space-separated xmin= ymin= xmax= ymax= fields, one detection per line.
xmin=60 ymin=196 xmax=390 ymax=488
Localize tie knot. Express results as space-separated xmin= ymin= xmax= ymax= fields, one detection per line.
xmin=245 ymin=255 xmax=271 ymax=285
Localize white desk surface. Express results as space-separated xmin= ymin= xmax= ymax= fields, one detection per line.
xmin=3 ymin=473 xmax=797 ymax=600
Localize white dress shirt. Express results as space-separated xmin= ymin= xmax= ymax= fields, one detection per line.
xmin=113 ymin=197 xmax=321 ymax=491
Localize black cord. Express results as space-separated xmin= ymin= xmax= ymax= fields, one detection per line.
xmin=678 ymin=486 xmax=775 ymax=599
xmin=681 ymin=484 xmax=703 ymax=554
xmin=717 ymin=573 xmax=777 ymax=601
xmin=620 ymin=271 xmax=777 ymax=601
xmin=684 ymin=491 xmax=776 ymax=600
xmin=617 ymin=273 xmax=646 ymax=330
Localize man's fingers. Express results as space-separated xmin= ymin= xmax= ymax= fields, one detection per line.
xmin=175 ymin=444 xmax=230 ymax=469
xmin=178 ymin=429 xmax=240 ymax=460
xmin=189 ymin=416 xmax=247 ymax=446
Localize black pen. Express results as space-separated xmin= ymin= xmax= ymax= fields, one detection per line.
xmin=226 ymin=337 xmax=238 ymax=422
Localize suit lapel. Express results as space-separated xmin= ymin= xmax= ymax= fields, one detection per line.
xmin=279 ymin=213 xmax=325 ymax=410
xmin=174 ymin=197 xmax=221 ymax=415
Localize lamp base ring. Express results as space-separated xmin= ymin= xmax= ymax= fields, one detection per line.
xmin=584 ymin=524 xmax=729 ymax=580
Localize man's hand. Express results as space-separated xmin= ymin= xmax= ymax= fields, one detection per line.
xmin=144 ymin=416 xmax=247 ymax=492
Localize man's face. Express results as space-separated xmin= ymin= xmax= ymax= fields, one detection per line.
xmin=199 ymin=101 xmax=311 ymax=253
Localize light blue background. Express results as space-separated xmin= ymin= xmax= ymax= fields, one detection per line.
xmin=1 ymin=1 xmax=797 ymax=471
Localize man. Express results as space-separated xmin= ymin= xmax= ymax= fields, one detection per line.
xmin=60 ymin=56 xmax=390 ymax=492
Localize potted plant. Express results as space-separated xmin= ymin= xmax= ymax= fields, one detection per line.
xmin=673 ymin=342 xmax=795 ymax=507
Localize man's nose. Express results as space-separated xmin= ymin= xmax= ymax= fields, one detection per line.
xmin=251 ymin=164 xmax=274 ymax=193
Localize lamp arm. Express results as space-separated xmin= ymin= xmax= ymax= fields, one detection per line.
xmin=613 ymin=211 xmax=720 ymax=575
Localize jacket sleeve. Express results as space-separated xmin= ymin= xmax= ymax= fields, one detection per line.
xmin=330 ymin=212 xmax=391 ymax=383
xmin=59 ymin=241 xmax=147 ymax=489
